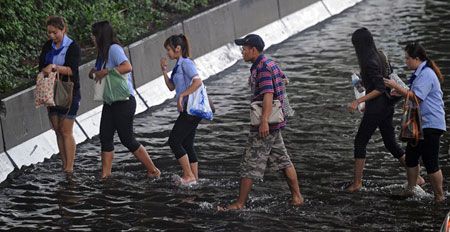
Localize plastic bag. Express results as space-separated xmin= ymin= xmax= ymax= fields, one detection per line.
xmin=187 ymin=83 xmax=213 ymax=120
xmin=93 ymin=78 xmax=105 ymax=101
xmin=103 ymin=69 xmax=130 ymax=105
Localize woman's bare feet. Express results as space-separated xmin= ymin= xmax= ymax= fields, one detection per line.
xmin=173 ymin=175 xmax=197 ymax=186
xmin=101 ymin=172 xmax=112 ymax=179
xmin=416 ymin=176 xmax=425 ymax=186
xmin=147 ymin=167 xmax=161 ymax=178
xmin=434 ymin=195 xmax=446 ymax=203
xmin=217 ymin=202 xmax=244 ymax=211
xmin=346 ymin=181 xmax=362 ymax=192
xmin=291 ymin=195 xmax=304 ymax=206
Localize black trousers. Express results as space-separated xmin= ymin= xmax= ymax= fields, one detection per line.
xmin=100 ymin=95 xmax=141 ymax=153
xmin=168 ymin=112 xmax=201 ymax=163
xmin=354 ymin=107 xmax=404 ymax=159
xmin=405 ymin=128 xmax=444 ymax=174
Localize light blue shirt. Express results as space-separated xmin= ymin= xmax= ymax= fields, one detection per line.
xmin=51 ymin=35 xmax=73 ymax=65
xmin=104 ymin=44 xmax=134 ymax=96
xmin=170 ymin=57 xmax=199 ymax=107
xmin=411 ymin=61 xmax=446 ymax=131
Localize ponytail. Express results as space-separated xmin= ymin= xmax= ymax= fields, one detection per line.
xmin=426 ymin=58 xmax=443 ymax=83
xmin=164 ymin=34 xmax=191 ymax=58
xmin=405 ymin=43 xmax=443 ymax=83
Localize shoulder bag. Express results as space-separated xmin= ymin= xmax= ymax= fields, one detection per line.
xmin=53 ymin=72 xmax=74 ymax=110
xmin=399 ymin=91 xmax=424 ymax=146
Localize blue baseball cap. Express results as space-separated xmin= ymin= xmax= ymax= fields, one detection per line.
xmin=234 ymin=34 xmax=265 ymax=52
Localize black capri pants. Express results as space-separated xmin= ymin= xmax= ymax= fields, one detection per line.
xmin=168 ymin=111 xmax=201 ymax=163
xmin=405 ymin=128 xmax=444 ymax=174
xmin=354 ymin=107 xmax=404 ymax=159
xmin=100 ymin=95 xmax=141 ymax=153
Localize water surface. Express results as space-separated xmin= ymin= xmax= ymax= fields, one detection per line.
xmin=1 ymin=0 xmax=449 ymax=231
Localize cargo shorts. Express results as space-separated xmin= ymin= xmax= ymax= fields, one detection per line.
xmin=240 ymin=130 xmax=293 ymax=180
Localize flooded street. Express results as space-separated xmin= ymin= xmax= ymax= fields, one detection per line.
xmin=0 ymin=0 xmax=449 ymax=231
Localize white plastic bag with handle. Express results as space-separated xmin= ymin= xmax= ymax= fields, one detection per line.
xmin=187 ymin=83 xmax=213 ymax=120
xmin=93 ymin=79 xmax=105 ymax=101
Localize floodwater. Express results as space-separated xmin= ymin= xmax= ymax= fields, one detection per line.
xmin=1 ymin=0 xmax=449 ymax=231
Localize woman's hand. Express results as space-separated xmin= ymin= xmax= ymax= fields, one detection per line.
xmin=160 ymin=57 xmax=168 ymax=73
xmin=177 ymin=94 xmax=185 ymax=112
xmin=383 ymin=78 xmax=396 ymax=89
xmin=42 ymin=64 xmax=55 ymax=75
xmin=348 ymin=99 xmax=360 ymax=112
xmin=89 ymin=68 xmax=96 ymax=79
xmin=94 ymin=69 xmax=108 ymax=83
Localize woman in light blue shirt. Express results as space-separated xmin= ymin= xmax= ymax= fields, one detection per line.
xmin=89 ymin=21 xmax=160 ymax=179
xmin=385 ymin=43 xmax=446 ymax=202
xmin=160 ymin=34 xmax=203 ymax=186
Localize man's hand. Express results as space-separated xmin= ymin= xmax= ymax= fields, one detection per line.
xmin=259 ymin=120 xmax=269 ymax=138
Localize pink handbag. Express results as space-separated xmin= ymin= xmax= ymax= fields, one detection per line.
xmin=34 ymin=72 xmax=56 ymax=108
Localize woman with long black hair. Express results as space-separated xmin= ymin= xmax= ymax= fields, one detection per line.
xmin=346 ymin=28 xmax=424 ymax=192
xmin=384 ymin=43 xmax=446 ymax=202
xmin=89 ymin=21 xmax=160 ymax=178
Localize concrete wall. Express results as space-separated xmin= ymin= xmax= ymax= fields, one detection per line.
xmin=0 ymin=0 xmax=364 ymax=182
xmin=231 ymin=0 xmax=280 ymax=38
xmin=1 ymin=89 xmax=51 ymax=150
xmin=0 ymin=153 xmax=14 ymax=183
xmin=129 ymin=24 xmax=183 ymax=88
xmin=278 ymin=0 xmax=320 ymax=17
xmin=0 ymin=119 xmax=4 ymax=153
xmin=183 ymin=5 xmax=235 ymax=59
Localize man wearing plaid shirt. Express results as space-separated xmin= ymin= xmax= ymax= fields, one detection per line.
xmin=219 ymin=34 xmax=304 ymax=211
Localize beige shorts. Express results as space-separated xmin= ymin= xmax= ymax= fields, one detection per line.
xmin=240 ymin=130 xmax=293 ymax=180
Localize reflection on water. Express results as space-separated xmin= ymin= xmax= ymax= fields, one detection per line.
xmin=1 ymin=0 xmax=449 ymax=230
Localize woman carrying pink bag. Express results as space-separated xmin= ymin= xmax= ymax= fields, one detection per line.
xmin=37 ymin=16 xmax=81 ymax=173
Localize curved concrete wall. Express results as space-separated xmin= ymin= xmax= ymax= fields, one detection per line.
xmin=0 ymin=0 xmax=363 ymax=182
xmin=278 ymin=0 xmax=320 ymax=17
xmin=0 ymin=120 xmax=4 ymax=153
xmin=1 ymin=89 xmax=51 ymax=149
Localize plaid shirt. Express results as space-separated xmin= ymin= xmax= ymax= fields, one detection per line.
xmin=249 ymin=54 xmax=286 ymax=131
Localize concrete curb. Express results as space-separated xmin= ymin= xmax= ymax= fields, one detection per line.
xmin=0 ymin=0 xmax=363 ymax=182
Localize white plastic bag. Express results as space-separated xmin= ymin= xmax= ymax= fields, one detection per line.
xmin=187 ymin=83 xmax=213 ymax=120
xmin=93 ymin=79 xmax=105 ymax=101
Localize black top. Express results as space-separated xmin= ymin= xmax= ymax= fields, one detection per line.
xmin=38 ymin=39 xmax=81 ymax=99
xmin=360 ymin=52 xmax=390 ymax=115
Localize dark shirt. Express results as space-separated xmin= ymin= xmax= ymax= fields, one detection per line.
xmin=360 ymin=54 xmax=390 ymax=115
xmin=38 ymin=39 xmax=81 ymax=100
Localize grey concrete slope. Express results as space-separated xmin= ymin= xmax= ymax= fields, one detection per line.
xmin=129 ymin=24 xmax=183 ymax=88
xmin=1 ymin=89 xmax=51 ymax=150
xmin=183 ymin=4 xmax=235 ymax=59
xmin=231 ymin=0 xmax=280 ymax=38
xmin=278 ymin=0 xmax=320 ymax=17
xmin=0 ymin=118 xmax=4 ymax=153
